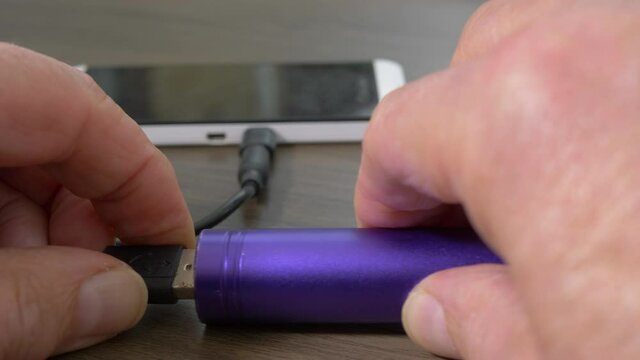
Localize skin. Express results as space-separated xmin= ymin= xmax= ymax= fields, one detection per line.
xmin=2 ymin=1 xmax=638 ymax=358
xmin=355 ymin=0 xmax=640 ymax=359
xmin=0 ymin=43 xmax=194 ymax=359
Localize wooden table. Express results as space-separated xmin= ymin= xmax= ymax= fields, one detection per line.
xmin=0 ymin=1 xmax=481 ymax=358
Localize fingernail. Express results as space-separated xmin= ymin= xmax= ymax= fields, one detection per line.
xmin=402 ymin=290 xmax=459 ymax=358
xmin=61 ymin=266 xmax=147 ymax=353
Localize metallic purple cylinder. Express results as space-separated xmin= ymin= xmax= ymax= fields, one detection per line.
xmin=194 ymin=228 xmax=500 ymax=324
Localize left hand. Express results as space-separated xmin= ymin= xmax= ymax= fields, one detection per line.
xmin=0 ymin=44 xmax=195 ymax=358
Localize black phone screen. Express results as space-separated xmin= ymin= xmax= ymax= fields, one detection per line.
xmin=87 ymin=63 xmax=378 ymax=124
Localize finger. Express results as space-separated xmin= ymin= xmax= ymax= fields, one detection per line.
xmin=0 ymin=168 xmax=115 ymax=249
xmin=0 ymin=167 xmax=60 ymax=207
xmin=355 ymin=68 xmax=480 ymax=230
xmin=357 ymin=7 xmax=632 ymax=252
xmin=356 ymin=0 xmax=570 ymax=229
xmin=451 ymin=0 xmax=567 ymax=65
xmin=0 ymin=182 xmax=47 ymax=247
xmin=402 ymin=265 xmax=540 ymax=359
xmin=0 ymin=246 xmax=147 ymax=358
xmin=48 ymin=188 xmax=115 ymax=250
xmin=0 ymin=43 xmax=194 ymax=247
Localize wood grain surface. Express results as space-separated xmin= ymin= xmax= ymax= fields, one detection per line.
xmin=0 ymin=1 xmax=482 ymax=358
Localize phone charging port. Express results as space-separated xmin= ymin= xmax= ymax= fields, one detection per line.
xmin=206 ymin=132 xmax=226 ymax=141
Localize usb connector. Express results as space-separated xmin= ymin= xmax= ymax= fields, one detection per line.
xmin=172 ymin=248 xmax=195 ymax=300
xmin=104 ymin=245 xmax=195 ymax=304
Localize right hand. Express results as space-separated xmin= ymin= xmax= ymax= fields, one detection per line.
xmin=356 ymin=1 xmax=640 ymax=358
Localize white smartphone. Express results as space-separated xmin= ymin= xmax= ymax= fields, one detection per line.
xmin=83 ymin=60 xmax=405 ymax=145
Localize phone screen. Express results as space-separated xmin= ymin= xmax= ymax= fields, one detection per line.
xmin=87 ymin=63 xmax=378 ymax=124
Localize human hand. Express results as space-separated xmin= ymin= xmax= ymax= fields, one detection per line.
xmin=355 ymin=1 xmax=640 ymax=358
xmin=0 ymin=44 xmax=194 ymax=358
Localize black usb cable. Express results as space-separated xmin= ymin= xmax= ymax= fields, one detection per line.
xmin=105 ymin=128 xmax=277 ymax=303
xmin=193 ymin=128 xmax=277 ymax=233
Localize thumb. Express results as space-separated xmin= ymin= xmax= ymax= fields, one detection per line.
xmin=0 ymin=246 xmax=147 ymax=358
xmin=402 ymin=265 xmax=540 ymax=360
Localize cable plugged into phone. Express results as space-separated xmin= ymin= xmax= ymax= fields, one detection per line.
xmin=193 ymin=128 xmax=277 ymax=233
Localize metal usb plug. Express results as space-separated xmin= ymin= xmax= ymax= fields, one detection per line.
xmin=104 ymin=245 xmax=195 ymax=303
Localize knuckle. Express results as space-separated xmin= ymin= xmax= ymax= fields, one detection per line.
xmin=454 ymin=0 xmax=503 ymax=61
xmin=494 ymin=7 xmax=640 ymax=124
xmin=362 ymin=86 xmax=407 ymax=164
xmin=461 ymin=0 xmax=498 ymax=39
xmin=365 ymin=87 xmax=406 ymax=146
xmin=467 ymin=5 xmax=640 ymax=203
xmin=369 ymin=86 xmax=405 ymax=126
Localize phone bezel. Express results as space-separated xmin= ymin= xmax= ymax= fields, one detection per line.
xmin=79 ymin=59 xmax=405 ymax=145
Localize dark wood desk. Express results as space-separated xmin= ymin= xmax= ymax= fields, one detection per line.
xmin=0 ymin=1 xmax=481 ymax=358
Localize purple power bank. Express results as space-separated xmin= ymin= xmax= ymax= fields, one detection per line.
xmin=194 ymin=228 xmax=500 ymax=324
